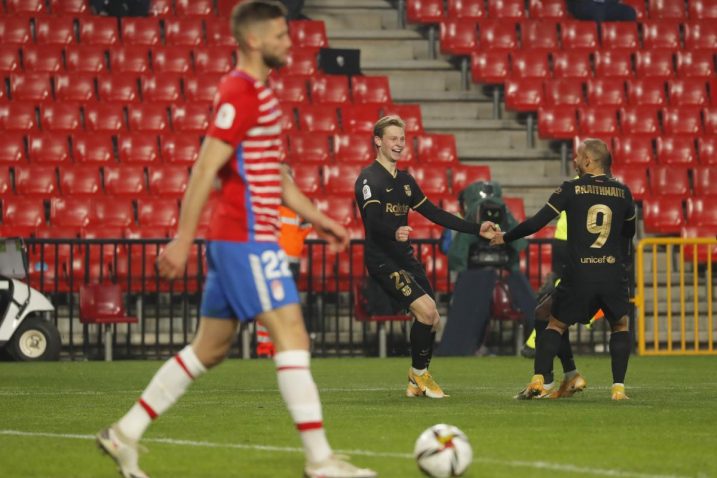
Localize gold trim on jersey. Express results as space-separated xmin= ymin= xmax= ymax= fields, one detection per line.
xmin=412 ymin=196 xmax=427 ymax=209
xmin=363 ymin=199 xmax=380 ymax=209
xmin=547 ymin=202 xmax=561 ymax=214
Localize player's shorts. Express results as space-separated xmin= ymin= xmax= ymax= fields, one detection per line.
xmin=551 ymin=275 xmax=630 ymax=326
xmin=200 ymin=241 xmax=299 ymax=321
xmin=367 ymin=258 xmax=434 ymax=309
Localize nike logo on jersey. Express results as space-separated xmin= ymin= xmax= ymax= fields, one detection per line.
xmin=386 ymin=188 xmax=393 ymax=192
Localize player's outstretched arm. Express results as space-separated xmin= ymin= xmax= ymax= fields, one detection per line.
xmin=280 ymin=166 xmax=349 ymax=253
xmin=415 ymin=199 xmax=491 ymax=237
xmin=158 ymin=137 xmax=233 ymax=279
xmin=498 ymin=204 xmax=559 ymax=245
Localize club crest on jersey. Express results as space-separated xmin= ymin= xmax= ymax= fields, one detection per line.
xmin=404 ymin=184 xmax=412 ymax=197
xmin=363 ymin=185 xmax=371 ymax=200
xmin=271 ymin=279 xmax=285 ymax=301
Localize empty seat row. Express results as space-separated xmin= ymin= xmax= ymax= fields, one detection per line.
xmin=641 ymin=196 xmax=717 ymax=234
xmin=271 ymin=75 xmax=398 ymax=107
xmin=1 ymin=0 xmax=216 ymax=18
xmin=580 ymin=135 xmax=717 ymax=167
xmin=0 ymin=44 xmax=236 ymax=74
xmin=612 ymin=165 xmax=717 ymax=201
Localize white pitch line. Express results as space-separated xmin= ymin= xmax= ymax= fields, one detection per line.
xmin=0 ymin=429 xmax=696 ymax=478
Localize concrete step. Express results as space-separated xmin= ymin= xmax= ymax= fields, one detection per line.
xmin=305 ymin=0 xmax=394 ymax=10
xmin=305 ymin=8 xmax=399 ymax=31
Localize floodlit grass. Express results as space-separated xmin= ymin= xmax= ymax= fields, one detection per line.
xmin=0 ymin=356 xmax=715 ymax=477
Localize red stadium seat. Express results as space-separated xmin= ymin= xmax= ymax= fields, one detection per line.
xmin=289 ymin=163 xmax=322 ymax=195
xmin=478 ymin=20 xmax=519 ymax=51
xmin=194 ymin=47 xmax=235 ymax=74
xmin=685 ymin=21 xmax=717 ymax=50
xmin=613 ymin=135 xmax=655 ymax=166
xmin=676 ymin=51 xmax=715 ymax=79
xmin=698 ymin=136 xmax=717 ymax=164
xmin=656 ymin=136 xmax=697 ymax=166
xmin=59 ymin=166 xmax=102 ymax=196
xmin=642 ymin=197 xmax=684 ymax=233
xmin=407 ymin=0 xmax=444 ymax=24
xmin=205 ymin=20 xmax=236 ymax=47
xmin=35 ymin=17 xmax=76 ymax=46
xmin=620 ymin=0 xmax=647 ymax=19
xmin=298 ymin=105 xmax=339 ymax=133
xmin=521 ymin=20 xmax=559 ymax=51
xmin=310 ymin=76 xmax=349 ymax=105
xmin=93 ymin=197 xmax=135 ymax=227
xmin=620 ymin=106 xmax=660 ymax=136
xmin=510 ymin=50 xmax=550 ymax=79
xmin=151 ymin=46 xmax=192 ymax=74
xmin=28 ymin=133 xmax=71 ymax=164
xmin=635 ymin=50 xmax=675 ymax=79
xmin=313 ymin=194 xmax=356 ymax=225
xmin=612 ymin=165 xmax=648 ymax=200
xmin=627 ymin=78 xmax=667 ymax=106
xmin=41 ymin=103 xmax=82 ymax=132
xmin=271 ymin=75 xmax=309 ymax=106
xmin=4 ymin=197 xmax=45 ymax=228
xmin=448 ymin=0 xmax=486 ymax=19
xmin=439 ymin=19 xmax=478 ymax=56
xmin=692 ymin=166 xmax=717 ymax=197
xmin=127 ymin=104 xmax=170 ymax=132
xmin=560 ymin=20 xmax=598 ymax=51
xmin=287 ymin=133 xmax=331 ymax=164
xmin=164 ymin=19 xmax=204 ymax=47
xmin=171 ymin=103 xmax=211 ymax=133
xmin=324 ymin=164 xmax=362 ymax=195
xmin=505 ymin=78 xmax=544 ymax=111
xmin=23 ymin=46 xmax=64 ymax=73
xmin=600 ymin=22 xmax=639 ymax=50
xmin=705 ymin=108 xmax=717 ymax=135
xmin=641 ymin=20 xmax=681 ymax=50
xmin=668 ymin=79 xmax=709 ymax=106
xmin=594 ymin=50 xmax=633 ymax=79
xmin=529 ymin=0 xmax=566 ymax=18
xmin=11 ymin=73 xmax=52 ymax=102
xmin=279 ymin=49 xmax=317 ymax=77
xmin=15 ymin=165 xmax=57 ymax=198
xmin=0 ymin=102 xmax=38 ymax=131
xmin=288 ymin=20 xmax=328 ymax=51
xmin=0 ymin=133 xmax=27 ymax=164
xmin=662 ymin=106 xmax=702 ymax=136
xmin=72 ymin=133 xmax=115 ymax=163
xmin=489 ymin=0 xmax=525 ymax=18
xmin=66 ymin=45 xmax=107 ymax=74
xmin=551 ymin=51 xmax=592 ymax=80
xmin=0 ymin=18 xmax=32 ymax=45
xmin=451 ymin=164 xmax=491 ymax=192
xmin=689 ymin=0 xmax=717 ymax=19
xmin=648 ymin=0 xmax=685 ymax=19
xmin=408 ymin=164 xmax=449 ymax=196
xmin=79 ymin=17 xmax=120 ymax=46
xmin=50 ymin=197 xmax=92 ymax=228
xmin=382 ymin=104 xmax=424 ymax=133
xmin=104 ymin=165 xmax=147 ymax=197
xmin=175 ymin=0 xmax=215 ymax=17
xmin=54 ymin=73 xmax=98 ymax=103
xmin=184 ymin=74 xmax=222 ymax=103
xmin=650 ymin=164 xmax=690 ymax=198
xmin=538 ymin=106 xmax=578 ymax=139
xmin=280 ymin=104 xmax=299 ymax=132
xmin=117 ymin=133 xmax=160 ymax=164
xmin=680 ymin=225 xmax=717 ymax=263
xmin=0 ymin=167 xmax=11 ymax=197
xmin=7 ymin=0 xmax=45 ymax=14
xmin=416 ymin=134 xmax=458 ymax=164
xmin=504 ymin=196 xmax=526 ymax=222
xmin=686 ymin=197 xmax=717 ymax=227
xmin=137 ymin=198 xmax=179 ymax=227
xmin=333 ymin=133 xmax=373 ymax=164
xmin=587 ymin=78 xmax=626 ymax=106
xmin=84 ymin=103 xmax=125 ymax=132
xmin=470 ymin=51 xmax=510 ymax=84
xmin=351 ymin=76 xmax=392 ymax=105
xmin=141 ymin=73 xmax=182 ymax=104
xmin=148 ymin=165 xmax=189 ymax=198
xmin=50 ymin=0 xmax=92 ymax=16
xmin=161 ymin=134 xmax=200 ymax=164
xmin=97 ymin=74 xmax=140 ymax=103
xmin=109 ymin=46 xmax=150 ymax=74
xmin=579 ymin=106 xmax=619 ymax=135
xmin=341 ymin=105 xmax=382 ymax=133
xmin=0 ymin=46 xmax=21 ymax=74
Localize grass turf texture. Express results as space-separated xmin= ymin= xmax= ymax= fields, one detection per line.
xmin=0 ymin=356 xmax=715 ymax=478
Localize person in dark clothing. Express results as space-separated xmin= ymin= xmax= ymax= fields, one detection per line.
xmin=354 ymin=115 xmax=495 ymax=399
xmin=491 ymin=139 xmax=636 ymax=401
xmin=567 ymin=0 xmax=637 ymax=22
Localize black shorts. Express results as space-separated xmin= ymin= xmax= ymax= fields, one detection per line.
xmin=367 ymin=260 xmax=434 ymax=309
xmin=551 ymin=277 xmax=630 ymax=326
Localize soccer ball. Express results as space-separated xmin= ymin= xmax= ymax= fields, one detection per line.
xmin=414 ymin=424 xmax=473 ymax=478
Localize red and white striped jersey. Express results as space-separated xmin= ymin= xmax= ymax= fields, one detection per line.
xmin=204 ymin=70 xmax=283 ymax=243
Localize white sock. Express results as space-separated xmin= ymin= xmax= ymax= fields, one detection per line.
xmin=275 ymin=350 xmax=332 ymax=464
xmin=564 ymin=370 xmax=579 ymax=380
xmin=613 ymin=383 xmax=624 ymax=387
xmin=117 ymin=345 xmax=206 ymax=442
xmin=411 ymin=367 xmax=427 ymax=376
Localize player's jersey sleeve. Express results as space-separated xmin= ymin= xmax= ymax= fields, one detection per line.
xmin=205 ymin=76 xmax=261 ymax=148
xmin=355 ymin=172 xmax=381 ymax=210
xmin=408 ymin=175 xmax=428 ymax=209
xmin=546 ymin=180 xmax=573 ymax=214
xmin=624 ymin=187 xmax=637 ymax=222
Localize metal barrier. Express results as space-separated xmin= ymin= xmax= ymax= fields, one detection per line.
xmin=635 ymin=237 xmax=717 ymax=355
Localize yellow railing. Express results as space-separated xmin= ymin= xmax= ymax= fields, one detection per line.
xmin=635 ymin=237 xmax=717 ymax=355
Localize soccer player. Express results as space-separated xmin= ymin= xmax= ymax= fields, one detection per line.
xmin=354 ymin=116 xmax=496 ymax=399
xmin=96 ymin=3 xmax=377 ymax=477
xmin=491 ymin=139 xmax=635 ymax=401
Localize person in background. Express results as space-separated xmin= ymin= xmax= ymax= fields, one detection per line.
xmin=566 ymin=0 xmax=637 ymax=22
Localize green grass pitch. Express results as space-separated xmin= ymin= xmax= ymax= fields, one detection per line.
xmin=0 ymin=356 xmax=715 ymax=478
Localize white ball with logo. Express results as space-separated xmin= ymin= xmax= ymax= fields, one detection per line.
xmin=414 ymin=424 xmax=473 ymax=478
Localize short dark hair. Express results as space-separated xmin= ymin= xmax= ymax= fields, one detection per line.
xmin=582 ymin=138 xmax=612 ymax=171
xmin=373 ymin=115 xmax=405 ymax=140
xmin=231 ymin=0 xmax=287 ymax=49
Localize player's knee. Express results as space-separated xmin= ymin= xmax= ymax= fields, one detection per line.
xmin=194 ymin=344 xmax=230 ymax=369
xmin=611 ymin=316 xmax=629 ymax=333
xmin=412 ymin=296 xmax=438 ymax=326
xmin=535 ymin=303 xmax=550 ymax=322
